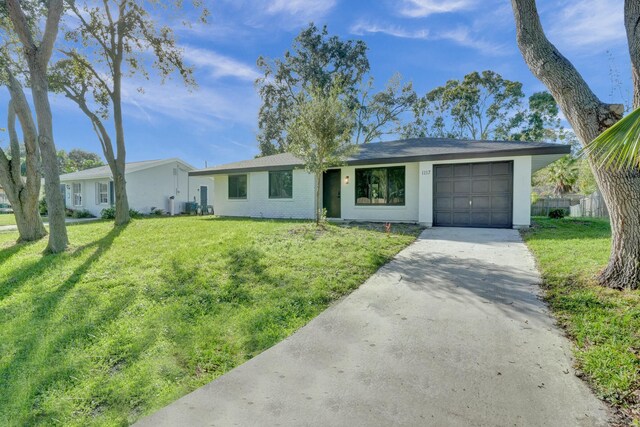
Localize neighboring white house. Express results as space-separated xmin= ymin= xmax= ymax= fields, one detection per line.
xmin=189 ymin=138 xmax=571 ymax=228
xmin=60 ymin=158 xmax=214 ymax=217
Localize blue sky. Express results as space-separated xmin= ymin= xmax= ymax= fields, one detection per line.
xmin=8 ymin=0 xmax=632 ymax=168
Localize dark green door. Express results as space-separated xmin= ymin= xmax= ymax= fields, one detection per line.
xmin=200 ymin=186 xmax=208 ymax=206
xmin=323 ymin=170 xmax=341 ymax=218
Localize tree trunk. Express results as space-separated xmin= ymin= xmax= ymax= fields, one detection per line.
xmin=512 ymin=0 xmax=640 ymax=290
xmin=0 ymin=96 xmax=46 ymax=242
xmin=591 ymin=164 xmax=640 ymax=289
xmin=31 ymin=71 xmax=68 ymax=253
xmin=12 ymin=196 xmax=47 ymax=242
xmin=111 ymin=46 xmax=131 ymax=225
xmin=113 ymin=168 xmax=130 ymax=226
xmin=6 ymin=0 xmax=67 ymax=253
xmin=315 ymin=171 xmax=322 ymax=224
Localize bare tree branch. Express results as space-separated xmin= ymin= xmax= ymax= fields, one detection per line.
xmin=511 ymin=0 xmax=622 ymax=142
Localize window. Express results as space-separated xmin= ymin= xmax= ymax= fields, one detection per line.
xmin=73 ymin=183 xmax=82 ymax=206
xmin=269 ymin=170 xmax=293 ymax=199
xmin=228 ymin=174 xmax=247 ymax=199
xmin=355 ymin=166 xmax=405 ymax=206
xmin=96 ymin=182 xmax=109 ymax=204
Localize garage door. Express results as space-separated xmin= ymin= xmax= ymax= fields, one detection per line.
xmin=433 ymin=161 xmax=513 ymax=228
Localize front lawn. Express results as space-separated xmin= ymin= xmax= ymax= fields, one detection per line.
xmin=0 ymin=217 xmax=421 ymax=426
xmin=0 ymin=214 xmax=16 ymax=226
xmin=522 ymin=217 xmax=640 ymax=422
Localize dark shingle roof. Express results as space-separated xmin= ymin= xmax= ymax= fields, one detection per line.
xmin=189 ymin=137 xmax=570 ymax=176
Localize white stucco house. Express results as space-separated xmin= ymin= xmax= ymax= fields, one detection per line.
xmin=60 ymin=158 xmax=214 ymax=217
xmin=189 ymin=138 xmax=570 ymax=228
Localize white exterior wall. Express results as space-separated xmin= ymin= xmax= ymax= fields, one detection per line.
xmin=61 ymin=160 xmax=216 ymax=217
xmin=213 ymin=169 xmax=316 ymax=219
xmin=340 ymin=162 xmax=420 ymax=222
xmin=417 ymin=155 xmax=533 ymax=228
xmin=209 ymin=155 xmax=534 ymax=227
xmin=189 ymin=176 xmax=215 ymax=208
xmin=62 ymin=178 xmax=111 ymax=217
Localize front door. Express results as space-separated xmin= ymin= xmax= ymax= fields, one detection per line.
xmin=323 ymin=170 xmax=341 ymax=218
xmin=200 ymin=186 xmax=208 ymax=207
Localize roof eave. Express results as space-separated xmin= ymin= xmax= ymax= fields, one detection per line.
xmin=189 ymin=164 xmax=303 ymax=176
xmin=189 ymin=145 xmax=570 ymax=176
xmin=346 ymin=145 xmax=571 ymax=166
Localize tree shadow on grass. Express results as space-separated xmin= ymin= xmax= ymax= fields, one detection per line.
xmin=0 ymin=226 xmax=132 ymax=421
xmin=0 ymin=225 xmax=128 ymax=305
xmin=0 ymin=224 xmax=129 ymax=400
xmin=0 ymin=239 xmax=40 ymax=268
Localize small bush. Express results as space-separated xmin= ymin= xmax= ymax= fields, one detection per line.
xmin=548 ymin=208 xmax=566 ymax=219
xmin=101 ymin=207 xmax=116 ymax=219
xmin=150 ymin=207 xmax=164 ymax=216
xmin=69 ymin=209 xmax=94 ymax=219
xmin=101 ymin=207 xmax=143 ymax=220
xmin=38 ymin=198 xmax=48 ymax=216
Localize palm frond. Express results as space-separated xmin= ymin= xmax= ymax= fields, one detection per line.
xmin=583 ymin=106 xmax=640 ymax=170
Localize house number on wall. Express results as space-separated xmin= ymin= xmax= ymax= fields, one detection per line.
xmin=421 ymin=170 xmax=431 ymax=175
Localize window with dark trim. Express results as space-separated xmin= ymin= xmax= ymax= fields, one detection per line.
xmin=228 ymin=174 xmax=247 ymax=199
xmin=355 ymin=166 xmax=405 ymax=205
xmin=269 ymin=170 xmax=293 ymax=199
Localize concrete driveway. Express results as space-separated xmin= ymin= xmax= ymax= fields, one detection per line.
xmin=137 ymin=227 xmax=609 ymax=427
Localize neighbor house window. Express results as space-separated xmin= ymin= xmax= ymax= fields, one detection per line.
xmin=228 ymin=174 xmax=247 ymax=199
xmin=96 ymin=182 xmax=109 ymax=204
xmin=269 ymin=170 xmax=293 ymax=199
xmin=73 ymin=183 xmax=82 ymax=206
xmin=355 ymin=166 xmax=405 ymax=205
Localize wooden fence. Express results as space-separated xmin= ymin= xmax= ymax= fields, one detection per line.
xmin=569 ymin=192 xmax=609 ymax=218
xmin=531 ymin=198 xmax=572 ymax=216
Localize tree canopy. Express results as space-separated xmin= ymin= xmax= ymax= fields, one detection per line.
xmin=57 ymin=148 xmax=104 ymax=173
xmin=400 ymin=71 xmax=570 ymax=146
xmin=288 ymin=83 xmax=356 ymax=223
xmin=256 ymin=24 xmax=415 ymax=155
xmin=49 ymin=0 xmax=205 ymax=225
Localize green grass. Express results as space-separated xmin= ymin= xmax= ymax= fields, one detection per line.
xmin=522 ymin=217 xmax=640 ymax=420
xmin=0 ymin=214 xmax=16 ymax=226
xmin=0 ymin=216 xmax=421 ymax=426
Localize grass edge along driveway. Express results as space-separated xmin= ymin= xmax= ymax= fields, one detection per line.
xmin=0 ymin=217 xmax=421 ymax=426
xmin=522 ymin=217 xmax=640 ymax=424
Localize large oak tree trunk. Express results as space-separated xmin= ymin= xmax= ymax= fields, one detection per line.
xmin=31 ymin=70 xmax=68 ymax=253
xmin=12 ymin=197 xmax=46 ymax=241
xmin=0 ymin=86 xmax=46 ymax=242
xmin=511 ymin=0 xmax=640 ymax=290
xmin=593 ymin=165 xmax=640 ymax=289
xmin=6 ymin=0 xmax=68 ymax=253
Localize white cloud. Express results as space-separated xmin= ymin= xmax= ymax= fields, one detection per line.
xmin=350 ymin=21 xmax=430 ymax=39
xmin=436 ymin=27 xmax=506 ymax=56
xmin=120 ymin=79 xmax=259 ymax=130
xmin=397 ymin=0 xmax=477 ymax=18
xmin=350 ymin=21 xmax=507 ymax=56
xmin=222 ymin=0 xmax=338 ymax=29
xmin=546 ymin=0 xmax=625 ymax=50
xmin=266 ymin=0 xmax=336 ymax=19
xmin=181 ymin=46 xmax=260 ymax=81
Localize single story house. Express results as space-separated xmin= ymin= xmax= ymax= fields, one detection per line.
xmin=60 ymin=158 xmax=214 ymax=217
xmin=190 ymin=138 xmax=571 ymax=228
